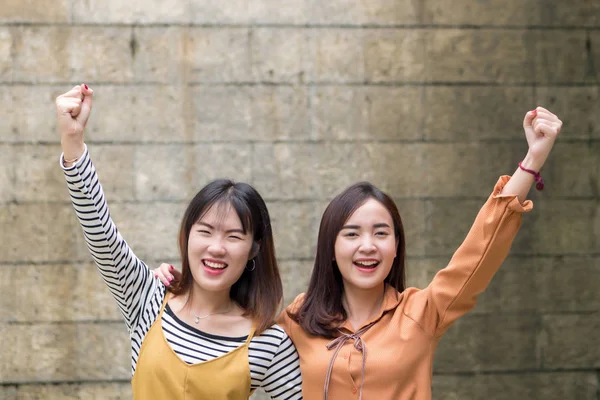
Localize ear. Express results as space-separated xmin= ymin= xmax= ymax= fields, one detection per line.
xmin=249 ymin=240 xmax=261 ymax=260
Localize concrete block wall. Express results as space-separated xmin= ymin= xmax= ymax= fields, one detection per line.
xmin=1 ymin=1 xmax=598 ymax=399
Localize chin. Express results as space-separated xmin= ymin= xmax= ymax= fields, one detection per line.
xmin=190 ymin=270 xmax=232 ymax=292
xmin=347 ymin=276 xmax=387 ymax=291
xmin=196 ymin=280 xmax=235 ymax=293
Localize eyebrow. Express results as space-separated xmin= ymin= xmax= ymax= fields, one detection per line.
xmin=341 ymin=223 xmax=392 ymax=230
xmin=198 ymin=221 xmax=246 ymax=234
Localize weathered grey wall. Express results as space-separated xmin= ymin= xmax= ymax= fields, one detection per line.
xmin=1 ymin=1 xmax=598 ymax=399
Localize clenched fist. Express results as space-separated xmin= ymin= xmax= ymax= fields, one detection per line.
xmin=521 ymin=106 xmax=562 ymax=171
xmin=55 ymin=84 xmax=93 ymax=165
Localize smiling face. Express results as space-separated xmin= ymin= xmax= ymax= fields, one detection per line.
xmin=187 ymin=201 xmax=255 ymax=294
xmin=334 ymin=198 xmax=398 ymax=292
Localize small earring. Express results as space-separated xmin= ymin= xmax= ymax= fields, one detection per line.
xmin=246 ymin=259 xmax=256 ymax=271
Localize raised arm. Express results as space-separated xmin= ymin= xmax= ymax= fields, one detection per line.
xmin=56 ymin=84 xmax=89 ymax=167
xmin=405 ymin=107 xmax=562 ymax=337
xmin=56 ymin=85 xmax=162 ymax=333
xmin=500 ymin=107 xmax=562 ymax=201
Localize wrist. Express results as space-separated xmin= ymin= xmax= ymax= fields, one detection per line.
xmin=61 ymin=140 xmax=85 ymax=158
xmin=518 ymin=157 xmax=545 ymax=191
xmin=61 ymin=141 xmax=86 ymax=167
xmin=520 ymin=151 xmax=545 ymax=172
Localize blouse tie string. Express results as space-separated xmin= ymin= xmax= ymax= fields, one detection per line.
xmin=324 ymin=322 xmax=376 ymax=400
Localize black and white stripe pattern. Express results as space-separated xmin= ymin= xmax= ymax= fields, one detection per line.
xmin=162 ymin=306 xmax=302 ymax=395
xmin=61 ymin=147 xmax=302 ymax=399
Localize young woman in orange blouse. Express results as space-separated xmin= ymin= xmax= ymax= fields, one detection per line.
xmin=156 ymin=107 xmax=562 ymax=399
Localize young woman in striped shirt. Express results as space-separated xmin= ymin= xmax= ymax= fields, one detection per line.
xmin=55 ymin=84 xmax=303 ymax=400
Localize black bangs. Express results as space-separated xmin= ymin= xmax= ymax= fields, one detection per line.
xmin=228 ymin=189 xmax=254 ymax=235
xmin=189 ymin=180 xmax=266 ymax=241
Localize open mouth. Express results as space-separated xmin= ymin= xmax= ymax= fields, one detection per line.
xmin=353 ymin=260 xmax=380 ymax=271
xmin=202 ymin=259 xmax=228 ymax=274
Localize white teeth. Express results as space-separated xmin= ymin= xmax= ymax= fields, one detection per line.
xmin=355 ymin=261 xmax=378 ymax=267
xmin=204 ymin=260 xmax=227 ymax=269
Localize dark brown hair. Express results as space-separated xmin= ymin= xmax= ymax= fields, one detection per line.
xmin=170 ymin=179 xmax=283 ymax=334
xmin=290 ymin=182 xmax=406 ymax=338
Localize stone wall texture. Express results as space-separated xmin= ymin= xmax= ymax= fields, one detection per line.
xmin=1 ymin=1 xmax=599 ymax=399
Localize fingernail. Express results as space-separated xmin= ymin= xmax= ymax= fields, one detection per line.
xmin=83 ymin=84 xmax=89 ymax=90
xmin=168 ymin=276 xmax=173 ymax=282
xmin=169 ymin=265 xmax=174 ymax=271
xmin=153 ymin=273 xmax=158 ymax=278
xmin=531 ymin=110 xmax=537 ymax=116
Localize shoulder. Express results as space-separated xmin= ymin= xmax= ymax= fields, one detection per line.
xmin=400 ymin=286 xmax=425 ymax=305
xmin=255 ymin=323 xmax=287 ymax=341
xmin=250 ymin=324 xmax=295 ymax=351
xmin=401 ymin=286 xmax=421 ymax=297
xmin=285 ymin=293 xmax=306 ymax=314
xmin=275 ymin=293 xmax=306 ymax=330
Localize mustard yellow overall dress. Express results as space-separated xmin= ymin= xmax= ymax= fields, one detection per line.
xmin=132 ymin=296 xmax=255 ymax=399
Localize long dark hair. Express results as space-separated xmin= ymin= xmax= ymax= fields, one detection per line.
xmin=290 ymin=182 xmax=406 ymax=338
xmin=170 ymin=179 xmax=283 ymax=334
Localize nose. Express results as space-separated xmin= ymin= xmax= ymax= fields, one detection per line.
xmin=358 ymin=236 xmax=376 ymax=253
xmin=207 ymin=237 xmax=227 ymax=256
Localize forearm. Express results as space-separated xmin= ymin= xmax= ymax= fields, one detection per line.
xmin=61 ymin=137 xmax=85 ymax=167
xmin=63 ymin=148 xmax=157 ymax=331
xmin=499 ymin=151 xmax=544 ymax=203
xmin=415 ymin=176 xmax=533 ymax=336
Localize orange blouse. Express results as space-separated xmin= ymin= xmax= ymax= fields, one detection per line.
xmin=278 ymin=176 xmax=533 ymax=400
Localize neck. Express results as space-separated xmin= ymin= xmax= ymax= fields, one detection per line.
xmin=186 ymin=283 xmax=234 ymax=315
xmin=342 ymin=283 xmax=386 ymax=329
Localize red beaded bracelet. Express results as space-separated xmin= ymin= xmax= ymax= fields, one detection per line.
xmin=518 ymin=162 xmax=544 ymax=191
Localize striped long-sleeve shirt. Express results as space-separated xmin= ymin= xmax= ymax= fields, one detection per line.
xmin=61 ymin=146 xmax=303 ymax=399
